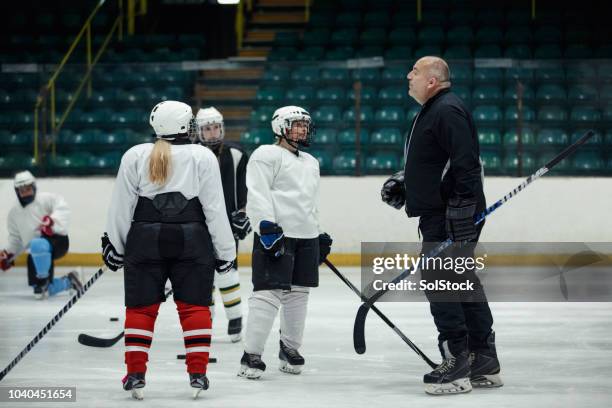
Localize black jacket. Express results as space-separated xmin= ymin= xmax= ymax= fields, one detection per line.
xmin=403 ymin=88 xmax=485 ymax=217
xmin=216 ymin=141 xmax=249 ymax=217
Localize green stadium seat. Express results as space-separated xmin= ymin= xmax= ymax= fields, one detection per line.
xmin=564 ymin=45 xmax=593 ymax=58
xmin=505 ymin=106 xmax=536 ymax=121
xmin=156 ymin=87 xmax=183 ymax=101
xmin=343 ymin=106 xmax=374 ymax=123
xmin=475 ymin=45 xmax=502 ymax=58
xmin=250 ymin=106 xmax=275 ymax=123
xmin=0 ymin=153 xmax=35 ymax=171
xmin=262 ymin=67 xmax=291 ymax=83
xmin=605 ymin=130 xmax=612 ymax=145
xmin=325 ymin=47 xmax=355 ymax=60
xmin=599 ymin=85 xmax=612 ymax=100
xmin=477 ymin=128 xmax=502 ymax=145
xmin=571 ymin=107 xmax=601 ymax=122
xmin=375 ymin=106 xmax=404 ymax=123
xmin=447 ymin=26 xmax=473 ymax=44
xmin=274 ymin=32 xmax=300 ymax=47
xmin=566 ymin=64 xmax=598 ymax=81
xmin=392 ymin=11 xmax=417 ymax=27
xmin=355 ymin=46 xmax=384 ymax=58
xmin=337 ymin=129 xmax=369 ymax=145
xmin=503 ymin=128 xmax=536 ymax=146
xmin=308 ymin=13 xmax=334 ymax=28
xmin=59 ymin=129 xmax=94 ymax=146
xmin=537 ymin=128 xmax=569 ymax=145
xmin=503 ymin=44 xmax=532 ymax=59
xmin=472 ymin=85 xmax=503 ymax=101
xmin=89 ymin=152 xmax=121 ymax=171
xmin=534 ymin=45 xmax=562 ymax=59
xmin=363 ymin=12 xmax=390 ymax=28
xmin=388 ymin=28 xmax=416 ymax=46
xmin=565 ymin=29 xmax=590 ymax=43
xmin=336 ymin=12 xmax=361 ymax=27
xmin=504 ymin=68 xmax=534 ymax=83
xmin=285 ymin=86 xmax=314 ymax=102
xmin=95 ymin=129 xmax=127 ymax=146
xmin=538 ymin=106 xmax=567 ymax=122
xmin=473 ymin=68 xmax=503 ymax=82
xmin=477 ymin=10 xmax=504 ymax=24
xmin=475 ymin=26 xmax=503 ymax=44
xmin=504 ymin=26 xmax=532 ymax=43
xmin=360 ymin=29 xmax=386 ymax=46
xmin=240 ymin=128 xmax=274 ymax=145
xmin=302 ymin=29 xmax=330 ymax=46
xmin=451 ymin=65 xmax=472 ymax=83
xmin=332 ymin=151 xmax=363 ymax=174
xmin=256 ymin=87 xmax=285 ymax=102
xmin=413 ymin=45 xmax=442 ymax=59
xmin=331 ymin=29 xmax=359 ymax=46
xmin=313 ymin=106 xmax=342 ymax=123
xmin=536 ymin=84 xmax=566 ymax=101
xmin=6 ymin=130 xmax=32 ymax=146
xmin=296 ymin=47 xmax=325 ymax=61
xmin=370 ymin=128 xmax=402 ymax=145
xmin=452 ymin=85 xmax=471 ymax=102
xmin=480 ymin=151 xmax=502 ymax=171
xmin=418 ymin=26 xmax=445 ymax=43
xmin=572 ymin=152 xmax=604 ymax=172
xmin=268 ymin=47 xmax=295 ymax=61
xmin=604 ymin=106 xmax=612 ymax=121
xmin=291 ymin=67 xmax=319 ymax=82
xmin=503 ymin=153 xmax=536 ymax=173
xmin=320 ymin=68 xmax=350 ymax=82
xmin=348 ymin=86 xmax=377 ymax=101
xmin=316 ymin=86 xmax=346 ymax=101
xmin=473 ymin=105 xmax=503 ymax=122
xmin=351 ymin=68 xmax=380 ymax=81
xmin=535 ymin=67 xmax=565 ymax=82
xmin=534 ymin=26 xmax=562 ymax=43
xmin=312 ymin=128 xmax=337 ymax=145
xmin=378 ymin=86 xmax=407 ymax=101
xmin=382 ymin=66 xmax=408 ymax=81
xmin=598 ymin=63 xmax=612 ymax=81
xmin=385 ymin=46 xmax=412 ymax=60
xmin=309 ymin=149 xmax=333 ymax=173
xmin=504 ymin=85 xmax=534 ymax=101
xmin=366 ymin=152 xmax=399 ymax=173
xmin=596 ymin=45 xmax=612 ymax=58
xmin=448 ymin=10 xmax=475 ymax=25
xmin=111 ymin=109 xmax=145 ymax=126
xmin=49 ymin=152 xmax=94 ymax=171
xmin=443 ymin=46 xmax=472 ymax=59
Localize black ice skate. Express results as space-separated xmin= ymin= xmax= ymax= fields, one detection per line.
xmin=238 ymin=351 xmax=266 ymax=379
xmin=122 ymin=372 xmax=145 ymax=400
xmin=228 ymin=317 xmax=242 ymax=343
xmin=33 ymin=282 xmax=48 ymax=300
xmin=279 ymin=340 xmax=305 ymax=375
xmin=67 ymin=271 xmax=83 ymax=294
xmin=190 ymin=373 xmax=209 ymax=399
xmin=424 ymin=339 xmax=472 ymax=395
xmin=469 ymin=331 xmax=503 ymax=388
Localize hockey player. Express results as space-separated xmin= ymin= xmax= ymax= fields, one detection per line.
xmin=382 ymin=56 xmax=501 ymax=395
xmin=1 ymin=171 xmax=82 ymax=299
xmin=238 ymin=105 xmax=333 ymax=379
xmin=102 ymin=100 xmax=236 ymax=400
xmin=194 ymin=106 xmax=251 ymax=343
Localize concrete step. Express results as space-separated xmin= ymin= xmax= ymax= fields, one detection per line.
xmin=257 ymin=0 xmax=308 ymax=7
xmin=200 ymin=68 xmax=264 ymax=81
xmin=251 ymin=11 xmax=306 ymax=24
xmin=238 ymin=47 xmax=270 ymax=58
xmin=244 ymin=30 xmax=276 ymax=43
xmin=196 ymin=86 xmax=258 ymax=101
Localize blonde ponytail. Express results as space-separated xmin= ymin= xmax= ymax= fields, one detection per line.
xmin=148 ymin=139 xmax=172 ymax=185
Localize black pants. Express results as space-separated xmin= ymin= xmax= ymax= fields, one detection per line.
xmin=418 ymin=214 xmax=493 ymax=352
xmin=124 ymin=222 xmax=216 ymax=307
xmin=27 ymin=234 xmax=69 ymax=287
xmin=251 ymin=234 xmax=319 ymax=291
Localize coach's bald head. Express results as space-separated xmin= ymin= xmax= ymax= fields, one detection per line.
xmin=407 ymin=56 xmax=452 ymax=105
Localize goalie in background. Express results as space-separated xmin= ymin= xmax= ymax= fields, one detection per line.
xmin=194 ymin=106 xmax=251 ymax=343
xmin=1 ymin=170 xmax=82 ymax=299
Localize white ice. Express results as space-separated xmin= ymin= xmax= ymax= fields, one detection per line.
xmin=1 ymin=266 xmax=611 ymax=407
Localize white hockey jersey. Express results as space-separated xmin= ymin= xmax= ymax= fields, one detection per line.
xmin=246 ymin=144 xmax=321 ymax=239
xmin=5 ymin=192 xmax=70 ymax=255
xmin=105 ymin=142 xmax=236 ymax=261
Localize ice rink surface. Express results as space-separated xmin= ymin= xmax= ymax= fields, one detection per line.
xmin=1 ymin=266 xmax=611 ymax=407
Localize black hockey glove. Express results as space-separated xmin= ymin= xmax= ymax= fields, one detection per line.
xmin=318 ymin=232 xmax=333 ymax=264
xmin=445 ymin=197 xmax=478 ymax=243
xmin=101 ymin=232 xmax=124 ymax=271
xmin=381 ymin=170 xmax=406 ymax=210
xmin=259 ymin=221 xmax=285 ymax=258
xmin=231 ymin=210 xmax=252 ymax=241
xmin=215 ymin=259 xmax=235 ymax=274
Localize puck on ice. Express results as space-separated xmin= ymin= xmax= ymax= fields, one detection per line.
xmin=109 ymin=317 xmax=119 ymax=322
xmin=176 ymin=354 xmax=216 ymax=363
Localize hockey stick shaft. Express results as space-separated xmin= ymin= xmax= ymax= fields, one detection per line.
xmin=324 ymin=260 xmax=437 ymax=368
xmin=0 ymin=267 xmax=106 ymax=382
xmin=353 ymin=130 xmax=595 ymax=353
xmin=77 ymin=288 xmax=174 ymax=348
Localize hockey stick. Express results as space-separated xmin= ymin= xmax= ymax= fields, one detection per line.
xmin=353 ymin=130 xmax=595 ymax=354
xmin=324 ymin=259 xmax=437 ymax=368
xmin=77 ymin=288 xmax=174 ymax=348
xmin=0 ymin=267 xmax=106 ymax=382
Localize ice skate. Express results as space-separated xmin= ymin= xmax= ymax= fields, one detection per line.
xmin=190 ymin=373 xmax=209 ymax=399
xmin=279 ymin=340 xmax=304 ymax=375
xmin=122 ymin=372 xmax=145 ymax=400
xmin=238 ymin=352 xmax=266 ymax=379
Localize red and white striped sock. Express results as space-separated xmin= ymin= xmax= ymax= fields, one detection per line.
xmin=176 ymin=300 xmax=211 ymax=374
xmin=124 ymin=303 xmax=160 ymax=374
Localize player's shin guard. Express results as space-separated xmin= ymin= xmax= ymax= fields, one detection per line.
xmin=124 ymin=303 xmax=160 ymax=374
xmin=176 ymin=300 xmax=211 ymax=374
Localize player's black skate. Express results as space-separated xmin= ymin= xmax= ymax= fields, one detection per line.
xmin=469 ymin=331 xmax=503 ymax=388
xmin=424 ymin=339 xmax=472 ymax=395
xmin=122 ymin=372 xmax=145 ymax=400
xmin=228 ymin=317 xmax=242 ymax=343
xmin=189 ymin=373 xmax=209 ymax=399
xmin=238 ymin=351 xmax=266 ymax=379
xmin=279 ymin=340 xmax=305 ymax=374
xmin=33 ymin=282 xmax=48 ymax=300
xmin=67 ymin=271 xmax=83 ymax=294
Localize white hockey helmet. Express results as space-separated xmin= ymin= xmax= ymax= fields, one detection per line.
xmin=14 ymin=170 xmax=36 ymax=207
xmin=149 ymin=100 xmax=198 ymax=140
xmin=195 ymin=107 xmax=224 ymax=147
xmin=271 ymin=105 xmax=314 ymax=148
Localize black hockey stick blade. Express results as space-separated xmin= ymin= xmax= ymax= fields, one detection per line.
xmin=78 ymin=332 xmax=124 ymax=348
xmin=353 ymin=303 xmax=369 ymax=354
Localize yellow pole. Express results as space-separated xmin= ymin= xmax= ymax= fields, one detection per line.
xmin=417 ymin=0 xmax=422 ymax=22
xmin=305 ymin=0 xmax=310 ymax=22
xmin=86 ymin=23 xmax=92 ymax=97
xmin=140 ymin=0 xmax=147 ymax=15
xmin=531 ymin=0 xmax=536 ymax=20
xmin=119 ymin=0 xmax=124 ymax=41
xmin=236 ymin=1 xmax=244 ymax=51
xmin=128 ymin=0 xmax=135 ymax=35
